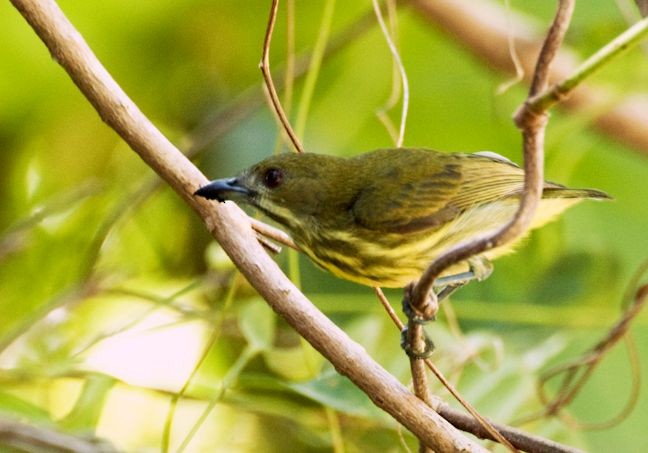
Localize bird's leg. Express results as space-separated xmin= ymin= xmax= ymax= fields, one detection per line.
xmin=400 ymin=257 xmax=493 ymax=358
xmin=433 ymin=257 xmax=493 ymax=302
xmin=435 ymin=282 xmax=466 ymax=302
xmin=469 ymin=255 xmax=494 ymax=281
xmin=433 ymin=256 xmax=494 ymax=288
xmin=400 ymin=324 xmax=435 ymax=359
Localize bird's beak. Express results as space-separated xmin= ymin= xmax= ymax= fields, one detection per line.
xmin=194 ymin=177 xmax=252 ymax=202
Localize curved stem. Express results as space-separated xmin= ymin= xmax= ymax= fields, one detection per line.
xmin=260 ymin=0 xmax=304 ymax=153
xmin=411 ymin=0 xmax=575 ymax=320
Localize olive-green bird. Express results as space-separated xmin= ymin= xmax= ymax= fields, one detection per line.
xmin=195 ymin=148 xmax=609 ymax=288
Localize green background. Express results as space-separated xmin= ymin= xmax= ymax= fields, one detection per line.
xmin=1 ymin=0 xmax=647 ymax=451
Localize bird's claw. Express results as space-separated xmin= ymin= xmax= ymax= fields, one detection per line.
xmin=400 ymin=326 xmax=435 ymax=359
xmin=401 ymin=291 xmax=436 ymax=324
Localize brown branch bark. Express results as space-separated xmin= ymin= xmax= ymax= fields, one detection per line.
xmin=8 ymin=0 xmax=485 ymax=450
xmin=375 ymin=288 xmax=520 ymax=451
xmin=411 ymin=0 xmax=648 ymax=158
xmin=260 ymin=0 xmax=304 ymax=153
xmin=435 ymin=403 xmax=586 ymax=453
xmin=407 ymin=322 xmax=435 ymax=452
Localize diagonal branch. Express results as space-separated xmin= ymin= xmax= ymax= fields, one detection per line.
xmin=9 ymin=0 xmax=484 ymax=450
xmin=375 ymin=289 xmax=518 ymax=452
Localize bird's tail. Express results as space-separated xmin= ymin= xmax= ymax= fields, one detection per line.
xmin=542 ymin=186 xmax=611 ymax=200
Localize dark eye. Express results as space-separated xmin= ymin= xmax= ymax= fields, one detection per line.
xmin=263 ymin=168 xmax=284 ymax=189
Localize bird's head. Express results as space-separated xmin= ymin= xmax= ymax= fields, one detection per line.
xmin=195 ymin=152 xmax=359 ymax=230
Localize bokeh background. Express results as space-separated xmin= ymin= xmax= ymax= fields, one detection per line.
xmin=1 ymin=0 xmax=647 ymax=451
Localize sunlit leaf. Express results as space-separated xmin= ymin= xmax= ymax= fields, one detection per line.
xmin=0 ymin=392 xmax=52 ymax=422
xmin=239 ymin=298 xmax=276 ymax=352
xmin=286 ymin=369 xmax=382 ymax=419
xmin=59 ymin=374 xmax=115 ymax=433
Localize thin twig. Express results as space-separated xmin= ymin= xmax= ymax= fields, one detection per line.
xmin=374 ymin=289 xmax=521 ymax=452
xmin=260 ymin=0 xmax=304 ymax=153
xmin=250 ymin=218 xmax=298 ymax=250
xmin=283 ymin=0 xmax=296 ymax=121
xmin=374 ymin=287 xmax=402 ymax=325
xmin=526 ymin=16 xmax=648 ymax=113
xmin=408 ymin=327 xmax=433 ymax=408
xmin=404 ymin=293 xmax=436 ymax=451
xmin=557 ymin=335 xmax=641 ymax=431
xmin=496 ymin=0 xmax=525 ymax=94
xmin=435 ymin=402 xmax=585 ymax=453
xmin=408 ymin=323 xmax=434 ymax=452
xmin=517 ymin=279 xmax=648 ymax=428
xmin=373 ymin=0 xmax=409 ymax=147
xmin=424 ymin=357 xmax=518 ymax=452
xmin=411 ymin=0 xmax=648 ymax=157
xmin=410 ymin=0 xmax=575 ymax=321
xmin=374 ymin=2 xmax=402 ymax=143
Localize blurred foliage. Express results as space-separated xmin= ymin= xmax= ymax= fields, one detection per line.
xmin=1 ymin=0 xmax=648 ymax=451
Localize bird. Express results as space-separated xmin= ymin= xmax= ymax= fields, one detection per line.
xmin=195 ymin=148 xmax=609 ymax=289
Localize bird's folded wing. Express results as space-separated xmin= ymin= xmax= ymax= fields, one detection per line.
xmin=351 ymin=155 xmax=533 ymax=234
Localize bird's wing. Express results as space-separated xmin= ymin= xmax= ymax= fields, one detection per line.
xmin=449 ymin=155 xmax=528 ymax=210
xmin=351 ymin=153 xmax=530 ymax=234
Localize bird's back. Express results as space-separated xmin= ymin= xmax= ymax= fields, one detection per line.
xmin=301 ymin=148 xmax=609 ymax=287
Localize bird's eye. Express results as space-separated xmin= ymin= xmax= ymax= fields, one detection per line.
xmin=263 ymin=168 xmax=284 ymax=189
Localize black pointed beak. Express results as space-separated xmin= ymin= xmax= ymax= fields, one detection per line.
xmin=194 ymin=177 xmax=252 ymax=202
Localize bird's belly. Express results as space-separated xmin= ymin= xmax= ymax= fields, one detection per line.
xmin=299 ymin=198 xmax=580 ymax=288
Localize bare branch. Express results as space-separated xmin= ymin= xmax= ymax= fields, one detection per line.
xmin=250 ymin=218 xmax=298 ymax=250
xmin=435 ymin=402 xmax=586 ymax=453
xmin=527 ymin=17 xmax=648 ymax=113
xmin=260 ymin=0 xmax=304 ymax=153
xmin=9 ymin=0 xmax=485 ymax=449
xmin=377 ymin=287 xmax=518 ymax=452
xmin=373 ymin=0 xmax=410 ymax=147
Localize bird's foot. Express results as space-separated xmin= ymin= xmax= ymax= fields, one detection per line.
xmin=400 ymin=285 xmax=436 ymax=358
xmin=432 ymin=257 xmax=494 ymax=301
xmin=400 ymin=325 xmax=435 ymax=359
xmin=401 ymin=284 xmax=436 ymax=325
xmin=433 ymin=256 xmax=493 ymax=288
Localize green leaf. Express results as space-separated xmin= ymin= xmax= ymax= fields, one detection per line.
xmin=285 ymin=369 xmax=381 ymax=419
xmin=238 ymin=298 xmax=276 ymax=352
xmin=59 ymin=373 xmax=115 ymax=433
xmin=0 ymin=392 xmax=52 ymax=422
xmin=263 ymin=343 xmax=325 ymax=381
